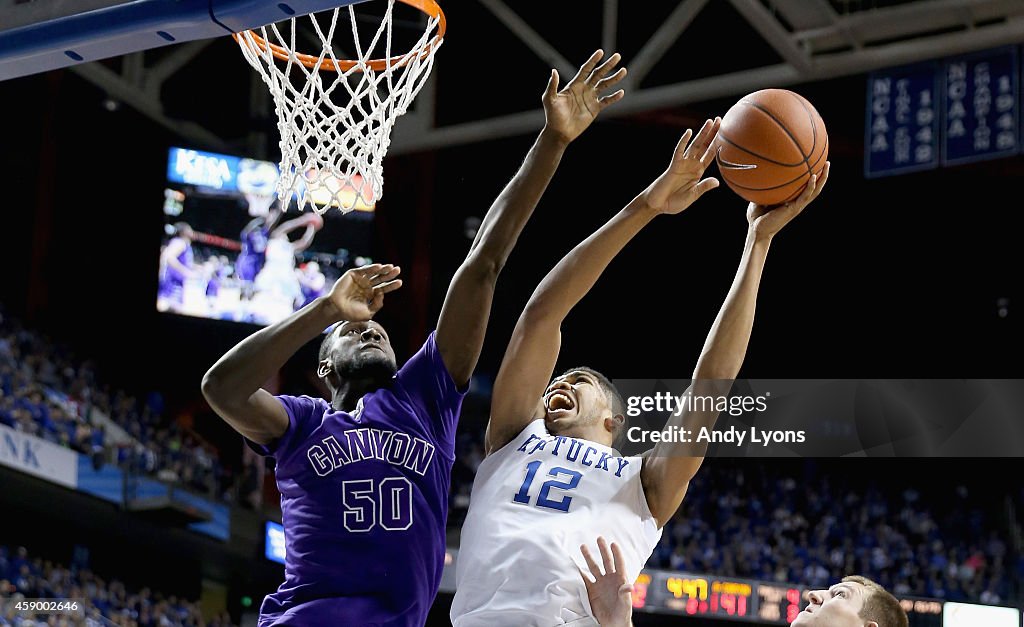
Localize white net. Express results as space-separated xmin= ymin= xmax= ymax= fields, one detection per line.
xmin=235 ymin=0 xmax=443 ymax=214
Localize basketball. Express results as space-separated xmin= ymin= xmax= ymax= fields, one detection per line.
xmin=716 ymin=89 xmax=828 ymax=206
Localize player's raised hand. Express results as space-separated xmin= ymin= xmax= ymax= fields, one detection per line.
xmin=326 ymin=264 xmax=402 ymax=321
xmin=579 ymin=537 xmax=634 ymax=627
xmin=747 ymin=161 xmax=830 ymax=241
xmin=641 ymin=118 xmax=721 ymax=215
xmin=543 ymin=49 xmax=627 ymax=144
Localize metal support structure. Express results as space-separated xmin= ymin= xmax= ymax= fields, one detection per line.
xmin=391 ymin=2 xmax=1024 ymax=154
xmin=602 ymin=0 xmax=618 ymax=56
xmin=478 ymin=0 xmax=575 ymax=78
xmin=144 ymin=40 xmax=212 ymax=96
xmin=727 ymin=0 xmax=812 ymax=72
xmin=23 ymin=0 xmax=1024 ymax=156
xmin=628 ymin=0 xmax=709 ymax=86
xmin=71 ymin=60 xmax=229 ymax=151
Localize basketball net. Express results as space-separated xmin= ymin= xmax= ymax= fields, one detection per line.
xmin=235 ymin=0 xmax=443 ymax=214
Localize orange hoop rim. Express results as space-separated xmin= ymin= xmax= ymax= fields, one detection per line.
xmin=232 ymin=0 xmax=445 ymax=72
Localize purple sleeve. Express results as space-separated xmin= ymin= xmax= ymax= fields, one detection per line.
xmin=394 ymin=331 xmax=467 ymax=450
xmin=244 ymin=395 xmax=323 ymax=459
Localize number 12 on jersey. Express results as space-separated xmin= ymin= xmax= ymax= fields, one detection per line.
xmin=513 ymin=461 xmax=582 ymax=512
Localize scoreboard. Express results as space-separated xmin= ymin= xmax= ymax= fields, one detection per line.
xmin=632 ymin=572 xmax=802 ymax=624
xmin=630 ymin=568 xmax=1004 ymax=627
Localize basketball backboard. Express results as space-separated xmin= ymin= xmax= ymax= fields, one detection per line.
xmin=0 ymin=0 xmax=365 ymax=81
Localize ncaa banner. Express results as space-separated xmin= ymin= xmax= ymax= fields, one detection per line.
xmin=0 ymin=424 xmax=78 ymax=488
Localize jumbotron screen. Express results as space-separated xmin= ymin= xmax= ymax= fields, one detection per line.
xmin=157 ymin=147 xmax=374 ymax=325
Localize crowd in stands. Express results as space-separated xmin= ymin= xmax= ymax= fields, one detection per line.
xmin=0 ymin=305 xmax=259 ymax=506
xmin=3 ymin=303 xmax=1021 ymax=611
xmin=451 ymin=428 xmax=1023 ymax=607
xmin=0 ymin=546 xmax=234 ymax=627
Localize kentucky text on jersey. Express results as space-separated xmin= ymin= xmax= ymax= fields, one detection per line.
xmin=516 ymin=433 xmax=630 ymax=477
xmin=307 ymin=428 xmax=436 ymax=477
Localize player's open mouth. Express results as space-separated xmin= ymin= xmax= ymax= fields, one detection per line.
xmin=361 ymin=344 xmax=385 ymax=352
xmin=545 ymin=390 xmax=575 ymax=413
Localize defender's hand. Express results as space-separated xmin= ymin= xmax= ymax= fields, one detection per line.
xmin=543 ymin=49 xmax=627 ymax=144
xmin=748 ymin=161 xmax=830 ymax=241
xmin=641 ymin=118 xmax=721 ymax=215
xmin=580 ymin=537 xmax=634 ymax=627
xmin=325 ymin=264 xmax=402 ymax=322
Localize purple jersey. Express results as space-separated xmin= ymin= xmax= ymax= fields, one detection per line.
xmin=236 ymin=224 xmax=270 ymax=282
xmin=158 ymin=240 xmax=193 ymax=301
xmin=248 ymin=332 xmax=465 ymax=626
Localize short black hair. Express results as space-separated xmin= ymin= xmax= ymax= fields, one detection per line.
xmin=559 ymin=366 xmax=627 ymax=446
xmin=319 ymin=323 xmax=342 ymax=363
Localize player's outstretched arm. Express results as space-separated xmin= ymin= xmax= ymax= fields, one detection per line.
xmin=201 ymin=264 xmax=402 ymax=444
xmin=486 ymin=120 xmax=721 ymax=453
xmin=640 ymin=163 xmax=830 ymax=527
xmin=435 ymin=49 xmax=627 ymax=389
xmin=272 ymin=212 xmax=322 ymax=252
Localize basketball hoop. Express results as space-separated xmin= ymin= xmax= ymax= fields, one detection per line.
xmin=234 ymin=0 xmax=445 ymax=214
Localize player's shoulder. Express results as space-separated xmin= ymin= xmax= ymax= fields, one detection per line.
xmin=276 ymin=394 xmax=331 ymax=417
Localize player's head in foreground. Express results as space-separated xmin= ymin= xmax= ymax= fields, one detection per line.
xmin=792 ymin=576 xmax=908 ymax=627
xmin=318 ymin=318 xmax=398 ymax=393
xmin=542 ymin=366 xmax=626 ymax=447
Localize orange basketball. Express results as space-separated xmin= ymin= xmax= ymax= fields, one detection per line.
xmin=716 ymin=89 xmax=828 ymax=206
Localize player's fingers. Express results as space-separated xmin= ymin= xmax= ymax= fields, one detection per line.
xmin=795 ymin=173 xmax=818 ymax=207
xmin=685 ymin=118 xmax=718 ymax=160
xmin=699 ymin=118 xmax=723 ymax=166
xmin=375 ymin=279 xmax=403 ymax=295
xmin=610 ymin=542 xmax=628 ymax=577
xmin=811 ymin=161 xmax=831 ymax=200
xmin=597 ymin=537 xmax=614 ymax=573
xmin=355 ymin=263 xmax=383 ymax=277
xmin=570 ymin=49 xmax=604 ymax=85
xmin=598 ymin=90 xmax=625 ymax=109
xmin=618 ymin=583 xmax=634 ymax=598
xmin=368 ymin=265 xmax=400 ymax=285
xmin=672 ymin=130 xmax=693 ymax=164
xmin=595 ymin=67 xmax=627 ymax=92
xmin=588 ymin=52 xmax=621 ymax=84
xmin=581 ymin=544 xmax=603 ymax=576
xmin=544 ymin=69 xmax=559 ymax=101
xmin=577 ymin=565 xmax=594 ymax=588
xmin=692 ymin=177 xmax=720 ymax=199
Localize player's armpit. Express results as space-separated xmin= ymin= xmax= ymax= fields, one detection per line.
xmin=203 ymin=385 xmax=288 ymax=446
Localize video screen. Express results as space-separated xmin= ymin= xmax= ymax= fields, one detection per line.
xmin=265 ymin=521 xmax=286 ymax=565
xmin=157 ymin=147 xmax=374 ymax=325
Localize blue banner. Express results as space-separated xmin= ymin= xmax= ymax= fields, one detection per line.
xmin=167 ymin=148 xmax=242 ymax=191
xmin=865 ymin=63 xmax=940 ymax=178
xmin=942 ymin=46 xmax=1019 ymax=165
xmin=167 ymin=147 xmax=281 ymax=195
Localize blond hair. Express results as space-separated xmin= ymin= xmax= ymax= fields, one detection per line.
xmin=841 ymin=576 xmax=908 ymax=627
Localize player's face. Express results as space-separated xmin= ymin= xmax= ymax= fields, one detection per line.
xmin=327 ymin=321 xmax=397 ymax=379
xmin=542 ymin=371 xmax=609 ymax=435
xmin=791 ymin=582 xmax=870 ymax=627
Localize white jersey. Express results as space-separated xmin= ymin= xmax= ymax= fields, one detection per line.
xmin=452 ymin=420 xmax=662 ymax=627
